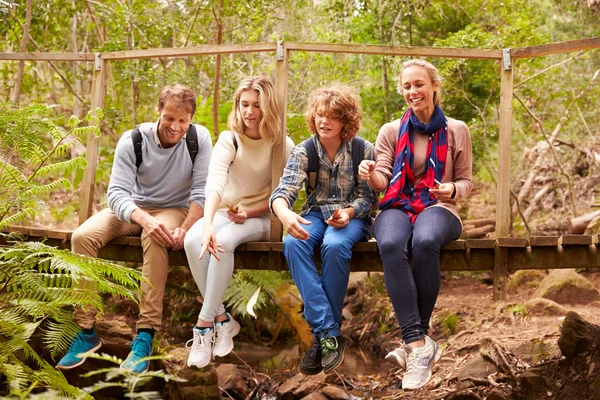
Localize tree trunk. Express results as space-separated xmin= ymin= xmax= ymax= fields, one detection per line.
xmin=11 ymin=0 xmax=33 ymax=105
xmin=463 ymin=224 xmax=495 ymax=238
xmin=568 ymin=210 xmax=600 ymax=234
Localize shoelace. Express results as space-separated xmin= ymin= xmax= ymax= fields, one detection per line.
xmin=131 ymin=336 xmax=152 ymax=357
xmin=320 ymin=336 xmax=338 ymax=355
xmin=186 ymin=330 xmax=212 ymax=352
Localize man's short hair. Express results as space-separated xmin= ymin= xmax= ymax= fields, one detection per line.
xmin=158 ymin=84 xmax=197 ymax=117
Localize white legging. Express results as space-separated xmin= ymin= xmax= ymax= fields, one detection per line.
xmin=184 ymin=211 xmax=270 ymax=323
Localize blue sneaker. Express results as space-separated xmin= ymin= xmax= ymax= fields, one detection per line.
xmin=56 ymin=330 xmax=101 ymax=370
xmin=120 ymin=332 xmax=153 ymax=373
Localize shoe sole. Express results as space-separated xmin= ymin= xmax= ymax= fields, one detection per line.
xmin=187 ymin=358 xmax=211 ymax=369
xmin=56 ymin=342 xmax=102 ymax=370
xmin=298 ymin=365 xmax=324 ymax=375
xmin=213 ymin=320 xmax=241 ymax=358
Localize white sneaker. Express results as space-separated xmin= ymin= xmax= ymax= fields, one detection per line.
xmin=402 ymin=336 xmax=441 ymax=390
xmin=386 ymin=340 xmax=443 ymax=370
xmin=212 ymin=313 xmax=240 ymax=358
xmin=186 ymin=327 xmax=213 ymax=368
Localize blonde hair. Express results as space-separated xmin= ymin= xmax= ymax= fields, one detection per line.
xmin=227 ymin=75 xmax=283 ymax=144
xmin=304 ymin=85 xmax=362 ymax=141
xmin=398 ymin=59 xmax=443 ymax=106
xmin=158 ymin=84 xmax=196 ymax=116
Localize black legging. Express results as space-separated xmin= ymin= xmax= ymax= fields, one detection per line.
xmin=374 ymin=207 xmax=461 ymax=344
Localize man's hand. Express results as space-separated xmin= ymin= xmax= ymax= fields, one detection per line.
xmin=199 ymin=223 xmax=224 ymax=261
xmin=171 ymin=227 xmax=187 ymax=251
xmin=280 ymin=209 xmax=311 ymax=240
xmin=140 ymin=214 xmax=175 ymax=247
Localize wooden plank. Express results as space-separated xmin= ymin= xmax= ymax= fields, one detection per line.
xmin=46 ymin=229 xmax=72 ymax=240
xmin=465 ymin=239 xmax=496 ymax=248
xmin=495 ymin=62 xmax=513 ymax=239
xmin=353 ymin=241 xmax=378 ymax=251
xmin=443 ymin=240 xmax=466 ymax=250
xmin=512 ymin=37 xmax=600 ymax=59
xmin=0 ymin=52 xmax=95 ymax=61
xmin=497 ymin=237 xmax=529 ymax=247
xmin=593 ymin=234 xmax=600 ymax=245
xmin=270 ymin=42 xmax=289 ymax=243
xmin=285 ymin=42 xmax=502 ymax=60
xmin=78 ymin=57 xmax=107 ymax=224
xmin=559 ymin=234 xmax=593 ymax=246
xmin=530 ymin=236 xmax=559 ymax=246
xmin=102 ymin=43 xmax=277 ymax=60
xmin=493 ymin=245 xmax=508 ymax=301
xmin=465 ymin=248 xmax=495 ymax=271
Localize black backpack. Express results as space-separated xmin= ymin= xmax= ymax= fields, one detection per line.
xmin=304 ymin=135 xmax=366 ymax=195
xmin=131 ymin=124 xmax=199 ymax=168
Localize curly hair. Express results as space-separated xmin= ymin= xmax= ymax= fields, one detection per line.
xmin=304 ymin=85 xmax=362 ymax=141
xmin=397 ymin=59 xmax=443 ymax=106
xmin=157 ymin=84 xmax=197 ymax=117
xmin=227 ymin=75 xmax=283 ymax=144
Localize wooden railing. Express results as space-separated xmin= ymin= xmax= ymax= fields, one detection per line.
xmin=2 ymin=37 xmax=600 ymax=301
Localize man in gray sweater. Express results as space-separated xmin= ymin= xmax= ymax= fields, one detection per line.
xmin=56 ymin=84 xmax=212 ymax=373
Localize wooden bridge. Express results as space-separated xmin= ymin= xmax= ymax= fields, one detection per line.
xmin=2 ymin=37 xmax=600 ymax=301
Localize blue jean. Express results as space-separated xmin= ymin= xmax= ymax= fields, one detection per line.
xmin=283 ymin=211 xmax=372 ymax=339
xmin=374 ymin=207 xmax=461 ymax=344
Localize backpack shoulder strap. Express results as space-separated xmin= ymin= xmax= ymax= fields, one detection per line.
xmin=231 ymin=131 xmax=238 ymax=153
xmin=185 ymin=124 xmax=198 ymax=165
xmin=305 ymin=136 xmax=319 ymax=195
xmin=351 ymin=137 xmax=366 ymax=185
xmin=131 ymin=126 xmax=143 ymax=169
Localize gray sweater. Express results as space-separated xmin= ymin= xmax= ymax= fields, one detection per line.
xmin=107 ymin=122 xmax=212 ymax=223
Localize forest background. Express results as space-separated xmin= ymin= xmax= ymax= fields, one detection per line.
xmin=1 ymin=0 xmax=599 ymax=235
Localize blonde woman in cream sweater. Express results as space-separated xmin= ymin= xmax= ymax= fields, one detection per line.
xmin=184 ymin=76 xmax=294 ymax=368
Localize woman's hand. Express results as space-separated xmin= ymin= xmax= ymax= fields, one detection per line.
xmin=280 ymin=209 xmax=311 ymax=240
xmin=429 ymin=182 xmax=456 ymax=201
xmin=199 ymin=223 xmax=224 ymax=260
xmin=358 ymin=160 xmax=375 ymax=181
xmin=227 ymin=208 xmax=248 ymax=224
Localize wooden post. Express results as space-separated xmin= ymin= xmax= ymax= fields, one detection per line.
xmin=270 ymin=40 xmax=289 ymax=244
xmin=78 ymin=53 xmax=107 ymax=225
xmin=493 ymin=49 xmax=514 ymax=301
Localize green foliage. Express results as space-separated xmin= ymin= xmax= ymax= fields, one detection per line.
xmin=0 ymin=241 xmax=143 ymax=397
xmin=0 ymin=103 xmax=101 ymax=229
xmin=81 ymin=352 xmax=186 ymax=399
xmin=442 ymin=312 xmax=460 ymax=335
xmin=223 ymin=270 xmax=292 ymax=318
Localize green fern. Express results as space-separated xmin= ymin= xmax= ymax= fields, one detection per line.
xmin=0 ymin=241 xmax=143 ymax=397
xmin=0 ymin=103 xmax=101 ymax=226
xmin=223 ymin=270 xmax=292 ymax=317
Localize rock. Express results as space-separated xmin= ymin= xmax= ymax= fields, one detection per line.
xmin=446 ymin=391 xmax=482 ymax=400
xmin=163 ymin=347 xmax=220 ymax=400
xmin=593 ymin=376 xmax=600 ymax=400
xmin=456 ymin=356 xmax=498 ymax=380
xmin=347 ymin=272 xmax=370 ymax=292
xmin=558 ymin=311 xmax=600 ymax=362
xmin=512 ymin=338 xmax=561 ymax=364
xmin=532 ymin=270 xmax=600 ymax=305
xmin=521 ymin=369 xmax=544 ymax=390
xmin=95 ymin=314 xmax=134 ymax=360
xmin=301 ymin=393 xmax=329 ymax=400
xmin=277 ymin=373 xmax=326 ymax=399
xmin=524 ymin=298 xmax=568 ymax=317
xmin=321 ymin=385 xmax=350 ymax=400
xmin=486 ymin=388 xmax=509 ymax=400
xmin=507 ymin=270 xmax=545 ymax=293
xmin=216 ymin=364 xmax=248 ymax=397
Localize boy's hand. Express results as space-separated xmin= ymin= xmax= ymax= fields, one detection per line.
xmin=280 ymin=209 xmax=311 ymax=240
xmin=327 ymin=208 xmax=351 ymax=229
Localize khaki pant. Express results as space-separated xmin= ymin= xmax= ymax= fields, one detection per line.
xmin=72 ymin=207 xmax=188 ymax=331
